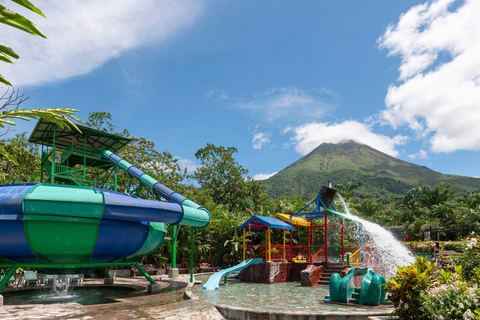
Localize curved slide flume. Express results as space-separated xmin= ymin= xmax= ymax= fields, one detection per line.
xmin=101 ymin=150 xmax=210 ymax=228
xmin=203 ymin=258 xmax=263 ymax=290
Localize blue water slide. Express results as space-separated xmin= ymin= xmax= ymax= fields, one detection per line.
xmin=101 ymin=189 xmax=183 ymax=225
xmin=203 ymin=258 xmax=263 ymax=290
xmin=0 ymin=184 xmax=37 ymax=262
xmin=101 ymin=150 xmax=210 ymax=228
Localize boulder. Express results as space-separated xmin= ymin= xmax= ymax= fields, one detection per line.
xmin=300 ymin=264 xmax=324 ymax=286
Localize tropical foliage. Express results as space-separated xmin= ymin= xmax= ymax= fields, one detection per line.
xmin=384 ymin=236 xmax=480 ymax=320
xmin=0 ymin=88 xmax=82 ymax=163
xmin=1 ymin=0 xmax=46 ymax=86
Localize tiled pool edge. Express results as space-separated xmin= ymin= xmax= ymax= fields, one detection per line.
xmin=188 ymin=273 xmax=396 ymax=320
xmin=215 ymin=303 xmax=395 ymax=320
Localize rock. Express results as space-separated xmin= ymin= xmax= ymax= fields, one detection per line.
xmin=104 ymin=278 xmax=114 ymax=285
xmin=240 ymin=262 xmax=290 ymax=283
xmin=300 ymin=265 xmax=324 ymax=286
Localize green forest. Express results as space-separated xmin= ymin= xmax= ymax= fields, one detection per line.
xmin=2 ymin=111 xmax=480 ymax=268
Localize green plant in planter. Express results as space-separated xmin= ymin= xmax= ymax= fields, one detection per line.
xmin=383 ymin=256 xmax=436 ymax=320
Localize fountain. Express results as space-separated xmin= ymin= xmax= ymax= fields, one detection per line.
xmin=336 ymin=193 xmax=415 ymax=277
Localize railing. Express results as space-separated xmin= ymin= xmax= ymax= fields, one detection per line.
xmin=347 ymin=246 xmax=380 ymax=265
xmin=349 ymin=248 xmax=363 ymax=265
xmin=245 ymin=244 xmax=326 ymax=262
xmin=60 ymin=143 xmax=103 ymax=163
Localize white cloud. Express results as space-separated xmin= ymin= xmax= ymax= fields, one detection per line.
xmin=253 ymin=172 xmax=278 ymax=180
xmin=291 ymin=121 xmax=408 ymax=157
xmin=1 ymin=0 xmax=203 ymax=87
xmin=252 ymin=131 xmax=271 ymax=150
xmin=175 ymin=157 xmax=199 ymax=173
xmin=407 ymin=149 xmax=428 ymax=160
xmin=230 ymin=87 xmax=338 ymax=122
xmin=378 ymin=0 xmax=480 ymax=153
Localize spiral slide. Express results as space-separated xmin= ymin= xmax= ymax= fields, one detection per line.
xmin=0 ymin=152 xmax=210 ymax=274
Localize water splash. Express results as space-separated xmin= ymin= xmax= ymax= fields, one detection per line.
xmin=336 ymin=193 xmax=415 ymax=277
xmin=36 ymin=275 xmax=78 ymax=301
xmin=52 ymin=275 xmax=70 ymax=296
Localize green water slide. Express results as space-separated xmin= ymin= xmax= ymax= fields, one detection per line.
xmin=101 ymin=150 xmax=211 ymax=228
xmin=329 ymin=267 xmax=387 ymax=306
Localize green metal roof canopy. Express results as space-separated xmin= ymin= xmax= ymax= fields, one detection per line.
xmin=238 ymin=215 xmax=294 ymax=233
xmin=28 ymin=118 xmax=130 ymax=152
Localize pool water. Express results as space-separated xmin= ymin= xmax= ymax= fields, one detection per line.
xmin=3 ymin=286 xmax=137 ymax=306
xmin=193 ymin=275 xmax=391 ymax=313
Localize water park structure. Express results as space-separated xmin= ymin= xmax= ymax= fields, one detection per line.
xmin=0 ymin=119 xmax=211 ymax=298
xmin=202 ymin=183 xmax=388 ymax=307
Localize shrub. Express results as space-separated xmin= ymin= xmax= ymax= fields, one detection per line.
xmin=404 ymin=241 xmax=436 ymax=253
xmin=441 ymin=241 xmax=465 ymax=253
xmin=456 ymin=234 xmax=480 ymax=283
xmin=422 ymin=280 xmax=480 ymax=320
xmin=383 ymin=256 xmax=436 ymax=320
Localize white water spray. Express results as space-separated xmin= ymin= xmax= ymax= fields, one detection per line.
xmin=336 ymin=193 xmax=415 ymax=278
xmin=52 ymin=275 xmax=70 ymax=296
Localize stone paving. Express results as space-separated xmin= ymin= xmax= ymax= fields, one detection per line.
xmin=0 ymin=275 xmax=225 ymax=320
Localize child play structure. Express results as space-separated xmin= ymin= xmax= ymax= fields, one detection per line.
xmin=204 ymin=183 xmax=386 ymax=307
xmin=0 ymin=119 xmax=211 ymax=293
xmin=239 ymin=184 xmax=376 ymax=265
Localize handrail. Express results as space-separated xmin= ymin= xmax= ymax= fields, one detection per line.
xmin=349 ymin=247 xmax=362 ymax=265
xmin=312 ymin=247 xmax=324 ymax=259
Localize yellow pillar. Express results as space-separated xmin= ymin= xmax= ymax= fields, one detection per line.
xmin=283 ymin=229 xmax=286 ymax=260
xmin=243 ymin=228 xmax=246 ymax=261
xmin=264 ymin=229 xmax=268 ymax=261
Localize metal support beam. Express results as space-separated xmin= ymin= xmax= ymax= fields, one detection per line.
xmin=172 ymin=225 xmax=178 ymax=268
xmin=190 ymin=227 xmax=194 ymax=283
xmin=135 ymin=264 xmax=157 ymax=285
xmin=0 ymin=265 xmax=17 ymax=292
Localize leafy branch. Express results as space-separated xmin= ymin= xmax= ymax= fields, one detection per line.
xmin=1 ymin=0 xmax=46 ymax=86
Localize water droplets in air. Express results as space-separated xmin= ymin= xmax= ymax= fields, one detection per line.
xmin=336 ymin=193 xmax=415 ymax=277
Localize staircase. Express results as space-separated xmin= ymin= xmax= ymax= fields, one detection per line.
xmin=349 ymin=288 xmax=361 ymax=304
xmin=318 ymin=262 xmax=345 ymax=286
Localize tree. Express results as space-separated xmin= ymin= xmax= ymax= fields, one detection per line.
xmin=192 ymin=144 xmax=250 ymax=210
xmin=334 ymin=181 xmax=363 ymax=201
xmin=1 ymin=0 xmax=46 ymax=86
xmin=0 ymin=132 xmax=39 ymax=184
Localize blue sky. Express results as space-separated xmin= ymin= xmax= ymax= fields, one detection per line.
xmin=2 ymin=0 xmax=480 ymax=180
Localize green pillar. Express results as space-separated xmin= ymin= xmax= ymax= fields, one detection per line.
xmin=172 ymin=225 xmax=177 ymax=268
xmin=51 ymin=126 xmax=56 ymax=184
xmin=135 ymin=264 xmax=157 ymax=285
xmin=0 ymin=265 xmax=17 ymax=292
xmin=190 ymin=227 xmax=194 ymax=283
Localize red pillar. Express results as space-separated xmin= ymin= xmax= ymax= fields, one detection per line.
xmin=307 ymin=224 xmax=310 ymax=263
xmin=324 ymin=213 xmax=328 ymax=262
xmin=310 ymin=219 xmax=314 ymax=265
xmin=290 ymin=229 xmax=293 ymax=261
xmin=341 ymin=219 xmax=345 ymax=262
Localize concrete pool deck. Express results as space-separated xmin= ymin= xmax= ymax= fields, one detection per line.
xmin=0 ymin=274 xmax=223 ymax=320
xmin=0 ymin=273 xmax=397 ymax=320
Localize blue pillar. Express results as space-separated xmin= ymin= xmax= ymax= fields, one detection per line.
xmin=360 ymin=228 xmax=364 ymax=264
